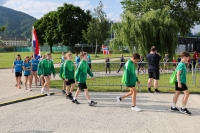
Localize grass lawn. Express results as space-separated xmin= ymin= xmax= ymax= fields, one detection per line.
xmin=50 ymin=72 xmax=200 ymax=93
xmin=0 ymin=52 xmax=131 ymax=68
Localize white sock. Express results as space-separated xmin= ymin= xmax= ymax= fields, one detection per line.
xmin=73 ymin=97 xmax=76 ymax=100
xmin=88 ymin=100 xmax=91 ymax=103
xmin=172 ymin=103 xmax=176 ymax=108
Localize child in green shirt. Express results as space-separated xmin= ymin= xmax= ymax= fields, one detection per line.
xmin=72 ymin=52 xmax=97 ymax=106
xmin=171 ymin=51 xmax=191 ymax=115
xmin=117 ymin=53 xmax=141 ymax=111
xmin=63 ymin=52 xmax=76 ymax=100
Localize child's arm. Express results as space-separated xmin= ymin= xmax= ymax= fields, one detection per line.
xmin=51 ymin=61 xmax=55 ymax=76
xmin=63 ymin=62 xmax=69 ymax=80
xmin=75 ymin=64 xmax=82 ymax=82
xmin=177 ymin=70 xmax=182 ymax=88
xmin=87 ymin=66 xmax=93 ymax=77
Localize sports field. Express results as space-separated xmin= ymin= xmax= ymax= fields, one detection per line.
xmin=0 ymin=52 xmax=131 ymax=68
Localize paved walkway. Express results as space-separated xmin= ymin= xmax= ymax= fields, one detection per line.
xmin=0 ymin=69 xmax=200 ymax=133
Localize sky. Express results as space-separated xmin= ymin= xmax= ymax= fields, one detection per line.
xmin=1 ymin=0 xmax=123 ymax=21
xmin=1 ymin=0 xmax=200 ymax=33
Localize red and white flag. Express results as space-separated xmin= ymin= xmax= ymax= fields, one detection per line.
xmin=32 ymin=27 xmax=41 ymax=59
xmin=102 ymin=44 xmax=110 ymax=55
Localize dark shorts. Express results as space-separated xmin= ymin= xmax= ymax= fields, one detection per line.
xmin=78 ymin=83 xmax=87 ymax=90
xmin=15 ymin=72 xmax=22 ymax=77
xmin=24 ymin=74 xmax=30 ymax=77
xmin=88 ymin=63 xmax=91 ymax=69
xmin=173 ymin=64 xmax=176 ymax=67
xmin=66 ymin=79 xmax=75 ymax=86
xmin=127 ymin=86 xmax=135 ymax=88
xmin=148 ymin=71 xmax=159 ymax=80
xmin=44 ymin=74 xmax=51 ymax=76
xmin=175 ymin=82 xmax=188 ymax=91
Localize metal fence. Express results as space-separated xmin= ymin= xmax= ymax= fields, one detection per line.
xmin=85 ymin=62 xmax=199 ymax=91
xmin=0 ymin=46 xmax=70 ymax=52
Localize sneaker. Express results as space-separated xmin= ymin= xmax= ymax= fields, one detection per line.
xmin=170 ymin=107 xmax=179 ymax=112
xmin=88 ymin=101 xmax=97 ymax=106
xmin=66 ymin=94 xmax=73 ymax=100
xmin=24 ymin=87 xmax=27 ymax=90
xmin=46 ymin=91 xmax=50 ymax=96
xmin=29 ymin=88 xmax=32 ymax=91
xmin=131 ymin=106 xmax=142 ymax=112
xmin=117 ymin=96 xmax=120 ymax=105
xmin=180 ymin=108 xmax=192 ymax=115
xmin=154 ymin=89 xmax=161 ymax=93
xmin=62 ymin=90 xmax=66 ymax=95
xmin=72 ymin=99 xmax=80 ymax=104
xmin=41 ymin=87 xmax=44 ymax=94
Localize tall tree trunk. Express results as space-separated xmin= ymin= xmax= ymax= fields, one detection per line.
xmin=50 ymin=44 xmax=53 ymax=53
xmin=95 ymin=39 xmax=98 ymax=57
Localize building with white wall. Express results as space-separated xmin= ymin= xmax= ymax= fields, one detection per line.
xmin=0 ymin=36 xmax=29 ymax=46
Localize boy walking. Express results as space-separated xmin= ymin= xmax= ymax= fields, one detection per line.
xmin=171 ymin=52 xmax=191 ymax=115
xmin=72 ymin=52 xmax=97 ymax=106
xmin=117 ymin=53 xmax=141 ymax=111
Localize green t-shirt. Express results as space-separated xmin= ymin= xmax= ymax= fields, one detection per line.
xmin=176 ymin=61 xmax=187 ymax=84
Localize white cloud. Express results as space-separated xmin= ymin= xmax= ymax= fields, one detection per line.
xmin=2 ymin=0 xmax=62 ymax=18
xmin=73 ymin=1 xmax=94 ymax=11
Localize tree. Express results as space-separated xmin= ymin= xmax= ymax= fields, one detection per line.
xmin=0 ymin=25 xmax=6 ymax=31
xmin=112 ymin=8 xmax=179 ymax=58
xmin=83 ymin=1 xmax=110 ymax=57
xmin=121 ymin=0 xmax=200 ymax=35
xmin=34 ymin=3 xmax=91 ymax=53
xmin=57 ymin=3 xmax=91 ymax=51
xmin=34 ymin=11 xmax=58 ymax=53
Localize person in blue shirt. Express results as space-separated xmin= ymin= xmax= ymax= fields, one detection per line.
xmin=87 ymin=53 xmax=92 ymax=70
xmin=31 ymin=55 xmax=39 ymax=86
xmin=75 ymin=52 xmax=81 ymax=68
xmin=60 ymin=52 xmax=65 ymax=65
xmin=12 ymin=54 xmax=23 ymax=89
xmin=23 ymin=56 xmax=32 ymax=91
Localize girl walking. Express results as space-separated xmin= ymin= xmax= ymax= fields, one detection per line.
xmin=31 ymin=55 xmax=39 ymax=86
xmin=40 ymin=52 xmax=55 ymax=96
xmin=12 ymin=54 xmax=23 ymax=89
xmin=23 ymin=56 xmax=32 ymax=91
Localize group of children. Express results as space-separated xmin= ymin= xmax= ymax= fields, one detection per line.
xmin=12 ymin=51 xmax=192 ymax=114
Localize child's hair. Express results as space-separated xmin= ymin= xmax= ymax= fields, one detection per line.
xmin=24 ymin=56 xmax=29 ymax=63
xmin=180 ymin=52 xmax=190 ymax=58
xmin=80 ymin=52 xmax=87 ymax=58
xmin=65 ymin=52 xmax=72 ymax=59
xmin=46 ymin=52 xmax=51 ymax=56
xmin=132 ymin=53 xmax=140 ymax=59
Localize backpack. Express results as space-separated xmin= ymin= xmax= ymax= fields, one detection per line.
xmin=169 ymin=69 xmax=177 ymax=85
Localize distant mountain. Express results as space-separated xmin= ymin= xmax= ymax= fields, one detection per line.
xmin=0 ymin=6 xmax=37 ymax=38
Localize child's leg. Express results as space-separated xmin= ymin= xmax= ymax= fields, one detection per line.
xmin=33 ymin=72 xmax=37 ymax=86
xmin=28 ymin=75 xmax=32 ymax=90
xmin=182 ymin=90 xmax=190 ymax=108
xmin=121 ymin=88 xmax=133 ymax=100
xmin=18 ymin=77 xmax=21 ymax=88
xmin=84 ymin=89 xmax=91 ymax=101
xmin=172 ymin=91 xmax=180 ymax=107
xmin=106 ymin=66 xmax=107 ymax=73
xmin=131 ymin=87 xmax=137 ymax=106
xmin=66 ymin=85 xmax=70 ymax=95
xmin=74 ymin=88 xmax=81 ymax=99
xmin=24 ymin=76 xmax=28 ymax=88
xmin=70 ymin=83 xmax=75 ymax=92
xmin=44 ymin=75 xmax=50 ymax=90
